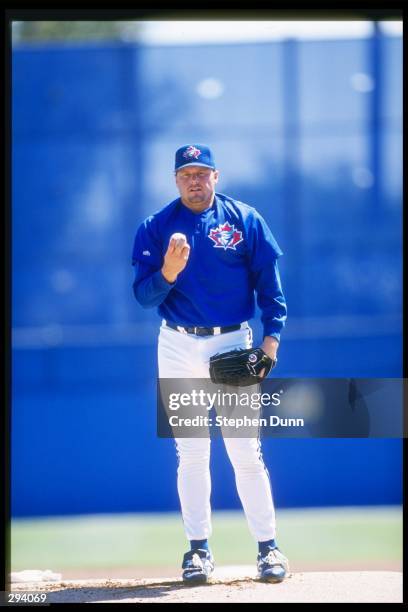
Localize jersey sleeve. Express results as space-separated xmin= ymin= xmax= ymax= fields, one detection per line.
xmin=246 ymin=210 xmax=287 ymax=341
xmin=132 ymin=216 xmax=163 ymax=268
xmin=246 ymin=210 xmax=283 ymax=267
xmin=131 ymin=217 xmax=176 ymax=308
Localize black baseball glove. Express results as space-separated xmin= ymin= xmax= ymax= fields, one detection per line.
xmin=209 ymin=348 xmax=277 ymax=387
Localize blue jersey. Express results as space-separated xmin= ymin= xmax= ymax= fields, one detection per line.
xmin=131 ymin=192 xmax=287 ymax=340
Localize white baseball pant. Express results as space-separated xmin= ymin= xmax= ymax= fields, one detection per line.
xmin=158 ymin=320 xmax=277 ymax=542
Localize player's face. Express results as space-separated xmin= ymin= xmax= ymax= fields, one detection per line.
xmin=175 ymin=166 xmax=219 ymax=210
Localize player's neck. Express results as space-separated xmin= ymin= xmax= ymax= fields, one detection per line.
xmin=180 ymin=193 xmax=215 ymax=214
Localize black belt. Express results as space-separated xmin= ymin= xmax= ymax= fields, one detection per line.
xmin=164 ymin=320 xmax=244 ymax=337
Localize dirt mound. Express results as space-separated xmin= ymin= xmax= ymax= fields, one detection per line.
xmin=9 ymin=570 xmax=402 ymax=603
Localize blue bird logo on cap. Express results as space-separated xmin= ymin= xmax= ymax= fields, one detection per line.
xmin=175 ymin=143 xmax=215 ymax=171
xmin=182 ymin=145 xmax=201 ymax=160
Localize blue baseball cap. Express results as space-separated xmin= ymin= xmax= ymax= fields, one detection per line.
xmin=175 ymin=144 xmax=216 ymax=172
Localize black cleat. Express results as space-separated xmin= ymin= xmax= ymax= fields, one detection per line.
xmin=257 ymin=546 xmax=289 ymax=583
xmin=182 ymin=548 xmax=215 ymax=584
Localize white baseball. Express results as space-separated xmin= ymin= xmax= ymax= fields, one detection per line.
xmin=171 ymin=232 xmax=187 ymax=242
xmin=170 ymin=232 xmax=188 ymax=249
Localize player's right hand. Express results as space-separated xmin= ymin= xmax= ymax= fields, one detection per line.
xmin=161 ymin=233 xmax=190 ymax=283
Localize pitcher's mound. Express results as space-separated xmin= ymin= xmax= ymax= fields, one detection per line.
xmin=10 ymin=570 xmax=402 ymax=603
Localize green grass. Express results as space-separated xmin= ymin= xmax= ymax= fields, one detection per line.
xmin=10 ymin=507 xmax=402 ymax=571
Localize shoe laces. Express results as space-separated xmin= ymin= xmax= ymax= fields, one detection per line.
xmin=262 ymin=548 xmax=286 ymax=567
xmin=184 ymin=552 xmax=204 ymax=569
xmin=191 ymin=553 xmax=204 ymax=568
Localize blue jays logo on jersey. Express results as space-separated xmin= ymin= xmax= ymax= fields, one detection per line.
xmin=208 ymin=222 xmax=243 ymax=251
xmin=183 ymin=145 xmax=201 ymax=160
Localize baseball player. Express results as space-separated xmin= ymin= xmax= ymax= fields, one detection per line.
xmin=131 ymin=144 xmax=289 ymax=584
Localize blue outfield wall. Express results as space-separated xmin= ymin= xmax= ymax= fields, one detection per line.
xmin=11 ymin=35 xmax=403 ymax=516
xmin=11 ymin=338 xmax=402 ymax=517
